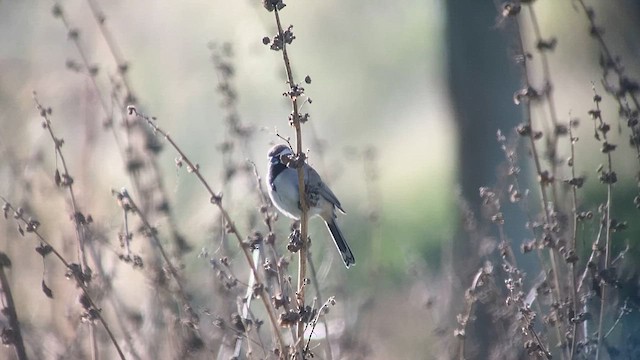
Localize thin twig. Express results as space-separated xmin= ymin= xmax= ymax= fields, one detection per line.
xmin=303 ymin=296 xmax=336 ymax=357
xmin=0 ymin=253 xmax=29 ymax=360
xmin=307 ymin=254 xmax=333 ymax=360
xmin=457 ymin=267 xmax=489 ymax=360
xmin=577 ymin=221 xmax=605 ymax=295
xmin=575 ymin=0 xmax=640 ymax=110
xmin=126 ymin=106 xmax=286 ymax=354
xmin=248 ymin=160 xmax=302 ymax=352
xmin=480 ymin=187 xmax=550 ymax=359
xmin=525 ymin=3 xmax=562 ymax=203
xmin=590 ymin=88 xmax=615 ymax=360
xmin=33 ymin=94 xmax=99 ymax=360
xmin=51 ymin=2 xmax=110 ymax=115
xmin=33 ymin=95 xmax=90 ymax=279
xmin=111 ymin=188 xmax=199 ymax=329
xmin=58 ymin=0 xmax=189 ymax=261
xmin=567 ymin=118 xmax=581 ymax=359
xmin=511 ymin=11 xmax=567 ymax=355
xmin=603 ymin=299 xmax=630 ymax=340
xmin=0 ymin=198 xmax=126 ymax=360
xmin=84 ymin=0 xmax=134 ymax=102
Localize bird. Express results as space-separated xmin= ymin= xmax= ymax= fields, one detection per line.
xmin=266 ymin=144 xmax=355 ymax=268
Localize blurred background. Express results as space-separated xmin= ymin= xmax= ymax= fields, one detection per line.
xmin=1 ymin=0 xmax=639 ymax=359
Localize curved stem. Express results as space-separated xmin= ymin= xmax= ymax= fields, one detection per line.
xmin=130 ymin=108 xmax=286 ymax=354
xmin=0 ymin=199 xmax=126 ymax=360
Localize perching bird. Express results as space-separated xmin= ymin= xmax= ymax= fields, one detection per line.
xmin=267 ymin=144 xmax=355 ymax=268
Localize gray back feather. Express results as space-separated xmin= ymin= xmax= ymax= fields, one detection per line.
xmin=304 ymin=164 xmax=345 ymax=213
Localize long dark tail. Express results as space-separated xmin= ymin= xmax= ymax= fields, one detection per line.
xmin=325 ymin=220 xmax=355 ymax=268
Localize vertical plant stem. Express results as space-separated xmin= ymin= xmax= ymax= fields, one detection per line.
xmin=526 ymin=4 xmax=561 ymax=204
xmin=33 ymin=96 xmax=99 ymax=360
xmin=568 ymin=120 xmax=580 ymax=360
xmin=595 ymin=185 xmax=611 ymax=360
xmin=577 ymin=222 xmax=605 ymax=294
xmin=273 ymin=8 xmax=309 ymax=357
xmin=592 ymin=91 xmax=614 ymax=360
xmin=512 ymin=14 xmax=567 ymax=355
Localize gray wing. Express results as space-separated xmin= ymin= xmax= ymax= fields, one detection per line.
xmin=304 ymin=164 xmax=345 ymax=213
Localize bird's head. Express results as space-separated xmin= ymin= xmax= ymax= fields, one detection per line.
xmin=268 ymin=144 xmax=293 ymax=165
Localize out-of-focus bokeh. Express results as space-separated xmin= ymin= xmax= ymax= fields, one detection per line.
xmin=1 ymin=0 xmax=639 ymax=359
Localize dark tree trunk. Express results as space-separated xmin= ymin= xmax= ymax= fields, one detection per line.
xmin=444 ymin=2 xmax=523 ymax=359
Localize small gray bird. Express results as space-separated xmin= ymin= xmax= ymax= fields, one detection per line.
xmin=267 ymin=144 xmax=355 ymax=268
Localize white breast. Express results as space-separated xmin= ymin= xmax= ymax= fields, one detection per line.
xmin=270 ymin=168 xmax=302 ymax=219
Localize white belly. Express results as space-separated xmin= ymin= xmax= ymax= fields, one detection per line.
xmin=268 ymin=168 xmax=324 ymax=220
